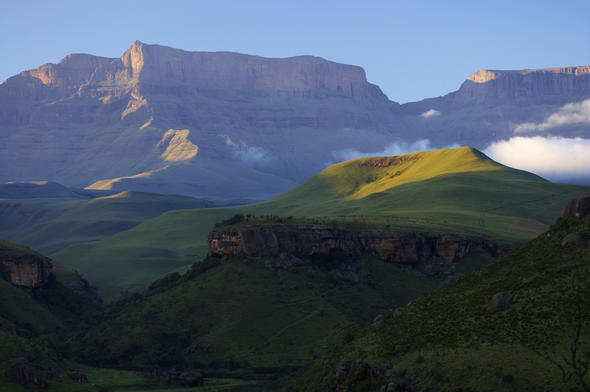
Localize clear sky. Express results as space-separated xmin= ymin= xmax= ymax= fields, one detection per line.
xmin=1 ymin=0 xmax=589 ymax=103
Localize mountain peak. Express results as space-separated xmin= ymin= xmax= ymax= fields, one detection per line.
xmin=466 ymin=66 xmax=590 ymax=84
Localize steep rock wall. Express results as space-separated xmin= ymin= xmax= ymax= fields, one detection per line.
xmin=208 ymin=224 xmax=506 ymax=264
xmin=0 ymin=256 xmax=52 ymax=288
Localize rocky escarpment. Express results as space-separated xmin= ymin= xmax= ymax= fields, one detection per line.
xmin=562 ymin=194 xmax=590 ymax=218
xmin=2 ymin=40 xmax=388 ymax=109
xmin=0 ymin=239 xmax=52 ymax=288
xmin=0 ymin=41 xmax=399 ymax=202
xmin=208 ymin=225 xmax=506 ymax=264
xmin=454 ymin=67 xmax=590 ymax=103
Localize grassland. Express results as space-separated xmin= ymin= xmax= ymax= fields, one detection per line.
xmin=0 ymin=191 xmax=212 ymax=254
xmin=0 ymin=331 xmax=262 ymax=392
xmin=53 ymin=147 xmax=587 ymax=299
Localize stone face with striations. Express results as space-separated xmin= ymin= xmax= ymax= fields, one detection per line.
xmin=207 ymin=224 xmax=506 ymax=264
xmin=0 ymin=239 xmax=52 ymax=288
xmin=454 ymin=67 xmax=590 ymax=102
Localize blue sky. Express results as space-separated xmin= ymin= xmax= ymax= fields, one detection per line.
xmin=1 ymin=0 xmax=589 ymax=103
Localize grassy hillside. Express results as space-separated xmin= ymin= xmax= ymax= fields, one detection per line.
xmin=0 ymin=181 xmax=90 ymax=199
xmin=0 ymin=239 xmax=259 ymax=391
xmin=53 ymin=147 xmax=587 ymax=299
xmin=0 ymin=191 xmax=212 ymax=254
xmin=72 ymin=252 xmax=463 ymax=374
xmin=289 ymin=212 xmax=590 ymax=392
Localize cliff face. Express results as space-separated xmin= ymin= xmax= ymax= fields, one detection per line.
xmin=208 ymin=225 xmax=505 ymax=264
xmin=0 ymin=239 xmax=53 ymax=288
xmin=454 ymin=67 xmax=590 ymax=103
xmin=0 ymin=256 xmax=52 ymax=288
xmin=0 ymin=41 xmax=399 ymax=202
xmin=2 ymin=40 xmax=387 ymax=107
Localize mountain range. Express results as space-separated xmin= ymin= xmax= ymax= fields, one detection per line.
xmin=1 ymin=41 xmax=589 ymax=202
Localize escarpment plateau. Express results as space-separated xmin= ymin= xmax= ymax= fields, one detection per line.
xmin=208 ymin=224 xmax=507 ymax=264
xmin=3 ymin=40 xmax=590 ymax=200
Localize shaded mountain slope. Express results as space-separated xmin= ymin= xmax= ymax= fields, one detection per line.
xmin=0 ymin=191 xmax=212 ymax=254
xmin=52 ymin=147 xmax=587 ymax=298
xmin=0 ymin=40 xmax=399 ymax=202
xmin=0 ymin=181 xmax=91 ymax=199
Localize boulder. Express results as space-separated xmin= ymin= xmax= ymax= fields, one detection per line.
xmin=45 ymin=369 xmax=61 ymax=381
xmin=487 ymin=292 xmax=510 ymax=311
xmin=68 ymin=371 xmax=88 ymax=383
xmin=4 ymin=357 xmax=47 ymax=388
xmin=380 ymin=381 xmax=401 ymax=391
xmin=562 ymin=232 xmax=583 ymax=247
xmin=179 ymin=371 xmax=204 ymax=387
xmin=373 ymin=314 xmax=385 ymax=328
xmin=424 ymin=263 xmax=440 ymax=276
xmin=562 ymin=195 xmax=590 ymax=218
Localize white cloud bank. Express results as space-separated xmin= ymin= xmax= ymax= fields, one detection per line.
xmin=420 ymin=109 xmax=441 ymax=118
xmin=332 ymin=139 xmax=459 ymax=162
xmin=514 ymin=98 xmax=590 ymax=133
xmin=232 ymin=145 xmax=270 ymax=164
xmin=222 ymin=135 xmax=271 ymax=165
xmin=484 ymin=136 xmax=590 ymax=178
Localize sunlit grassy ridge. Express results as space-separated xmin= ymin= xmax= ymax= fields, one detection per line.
xmin=53 ymin=147 xmax=587 ymax=299
xmin=282 ymin=147 xmax=503 ymax=201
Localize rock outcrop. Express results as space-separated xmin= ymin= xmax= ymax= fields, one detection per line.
xmin=455 ymin=67 xmax=590 ymax=103
xmin=208 ymin=224 xmax=506 ymax=264
xmin=0 ymin=239 xmax=52 ymax=288
xmin=562 ymin=195 xmax=590 ymax=218
xmin=3 ymin=357 xmax=47 ymax=389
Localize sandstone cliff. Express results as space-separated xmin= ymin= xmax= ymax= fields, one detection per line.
xmin=0 ymin=239 xmax=52 ymax=288
xmin=455 ymin=67 xmax=590 ymax=102
xmin=208 ymin=224 xmax=505 ymax=264
xmin=0 ymin=41 xmax=399 ymax=202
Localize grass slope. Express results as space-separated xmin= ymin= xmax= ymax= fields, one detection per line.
xmin=72 ymin=253 xmax=449 ymax=373
xmin=53 ymin=147 xmax=587 ymax=299
xmin=0 ymin=191 xmax=212 ymax=254
xmin=290 ymin=213 xmax=590 ymax=392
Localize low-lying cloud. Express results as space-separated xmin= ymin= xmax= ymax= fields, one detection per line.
xmin=484 ymin=136 xmax=590 ymax=179
xmin=222 ymin=135 xmax=271 ymax=165
xmin=420 ymin=109 xmax=441 ymax=118
xmin=232 ymin=145 xmax=271 ymax=165
xmin=332 ymin=139 xmax=458 ymax=162
xmin=514 ymin=98 xmax=590 ymax=133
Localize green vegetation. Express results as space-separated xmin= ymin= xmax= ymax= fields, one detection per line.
xmin=53 ymin=147 xmax=587 ymax=299
xmin=0 ymin=332 xmax=261 ymax=391
xmin=73 ymin=254 xmax=442 ymax=370
xmin=0 ymin=191 xmax=212 ymax=254
xmin=290 ymin=214 xmax=590 ymax=392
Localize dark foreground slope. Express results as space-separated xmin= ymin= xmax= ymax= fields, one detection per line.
xmin=0 ymin=239 xmax=261 ymax=391
xmin=52 ymin=147 xmax=587 ymax=299
xmin=289 ymin=199 xmax=590 ymax=392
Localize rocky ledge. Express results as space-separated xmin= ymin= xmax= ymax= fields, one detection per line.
xmin=0 ymin=239 xmax=52 ymax=288
xmin=208 ymin=224 xmax=507 ymax=264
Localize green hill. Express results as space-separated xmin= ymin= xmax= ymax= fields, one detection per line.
xmin=289 ymin=209 xmax=590 ymax=392
xmin=0 ymin=191 xmax=213 ymax=254
xmin=52 ymin=147 xmax=587 ymax=299
xmin=72 ymin=255 xmax=439 ymax=369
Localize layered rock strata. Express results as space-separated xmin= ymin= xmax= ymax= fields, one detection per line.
xmin=208 ymin=224 xmax=505 ymax=264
